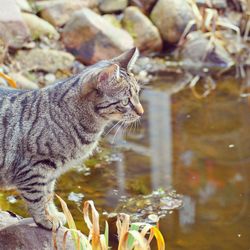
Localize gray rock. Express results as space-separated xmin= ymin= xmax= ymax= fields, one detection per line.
xmin=150 ymin=0 xmax=195 ymax=44
xmin=0 ymin=38 xmax=6 ymax=64
xmin=15 ymin=0 xmax=32 ymax=12
xmin=196 ymin=0 xmax=227 ymax=9
xmin=21 ymin=13 xmax=59 ymax=40
xmin=99 ymin=0 xmax=128 ymax=13
xmin=130 ymin=0 xmax=157 ymax=14
xmin=8 ymin=72 xmax=39 ymax=89
xmin=14 ymin=48 xmax=75 ymax=73
xmin=0 ymin=212 xmax=75 ymax=250
xmin=40 ymin=0 xmax=98 ymax=27
xmin=0 ymin=0 xmax=30 ymax=48
xmin=44 ymin=73 xmax=56 ymax=86
xmin=62 ymin=8 xmax=134 ymax=65
xmin=102 ymin=14 xmax=122 ymax=28
xmin=0 ymin=211 xmax=20 ymax=229
xmin=123 ymin=6 xmax=162 ymax=53
xmin=180 ymin=31 xmax=234 ymax=75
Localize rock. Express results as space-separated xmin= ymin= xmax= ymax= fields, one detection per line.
xmin=0 ymin=211 xmax=21 ymax=229
xmin=62 ymin=8 xmax=134 ymax=65
xmin=21 ymin=13 xmax=59 ymax=40
xmin=0 ymin=213 xmax=75 ymax=249
xmin=103 ymin=14 xmax=122 ymax=28
xmin=0 ymin=38 xmax=6 ymax=64
xmin=99 ymin=0 xmax=128 ymax=13
xmin=150 ymin=0 xmax=195 ymax=44
xmin=211 ymin=0 xmax=227 ymax=9
xmin=122 ymin=6 xmax=162 ymax=53
xmin=40 ymin=0 xmax=98 ymax=27
xmin=180 ymin=31 xmax=234 ymax=75
xmin=130 ymin=0 xmax=157 ymax=14
xmin=247 ymin=54 xmax=250 ymax=66
xmin=14 ymin=48 xmax=75 ymax=73
xmin=15 ymin=0 xmax=32 ymax=12
xmin=134 ymin=57 xmax=180 ymax=75
xmin=0 ymin=0 xmax=30 ymax=48
xmin=223 ymin=11 xmax=242 ymax=28
xmin=114 ymin=190 xmax=182 ymax=223
xmin=8 ymin=72 xmax=39 ymax=89
xmin=196 ymin=0 xmax=227 ymax=9
xmin=227 ymin=0 xmax=247 ymax=11
xmin=44 ymin=73 xmax=56 ymax=86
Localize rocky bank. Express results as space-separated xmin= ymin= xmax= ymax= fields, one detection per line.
xmin=0 ymin=0 xmax=248 ymax=89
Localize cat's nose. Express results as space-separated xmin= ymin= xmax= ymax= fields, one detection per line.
xmin=135 ymin=103 xmax=144 ymax=116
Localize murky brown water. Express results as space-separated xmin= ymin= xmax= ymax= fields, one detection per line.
xmin=1 ymin=74 xmax=250 ymax=249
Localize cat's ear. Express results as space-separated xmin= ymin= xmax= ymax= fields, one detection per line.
xmin=96 ymin=64 xmax=120 ymax=91
xmin=111 ymin=47 xmax=139 ymax=73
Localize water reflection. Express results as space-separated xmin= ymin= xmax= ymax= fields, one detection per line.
xmin=1 ymin=75 xmax=249 ymax=249
xmin=108 ymin=88 xmax=173 ymax=192
xmin=146 ymin=90 xmax=173 ymax=189
xmin=108 ymin=76 xmax=250 ymax=249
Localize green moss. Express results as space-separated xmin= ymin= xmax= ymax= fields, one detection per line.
xmin=103 ymin=15 xmax=122 ymax=29
xmin=122 ymin=19 xmax=137 ymax=39
xmin=127 ymin=177 xmax=150 ymax=195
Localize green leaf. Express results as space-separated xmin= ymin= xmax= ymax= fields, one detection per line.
xmin=127 ymin=223 xmax=140 ymax=248
xmin=104 ymin=221 xmax=109 ymax=247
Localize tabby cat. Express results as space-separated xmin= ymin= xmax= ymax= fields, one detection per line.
xmin=0 ymin=48 xmax=143 ymax=230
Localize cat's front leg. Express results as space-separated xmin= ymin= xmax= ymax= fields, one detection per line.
xmin=18 ymin=181 xmax=65 ymax=230
xmin=46 ymin=179 xmax=66 ymax=226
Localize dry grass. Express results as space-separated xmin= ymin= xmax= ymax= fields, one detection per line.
xmin=54 ymin=194 xmax=166 ymax=250
xmin=0 ymin=71 xmax=17 ymax=88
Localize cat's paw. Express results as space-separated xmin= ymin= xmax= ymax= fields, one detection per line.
xmin=52 ymin=211 xmax=67 ymax=226
xmin=34 ymin=212 xmax=66 ymax=230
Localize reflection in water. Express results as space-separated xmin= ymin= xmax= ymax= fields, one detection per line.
xmin=1 ymin=76 xmax=250 ymax=249
xmin=111 ymin=88 xmax=173 ymax=191
xmin=146 ymin=90 xmax=173 ymax=190
xmin=179 ymin=196 xmax=195 ymax=228
xmin=110 ymin=77 xmax=250 ymax=249
xmin=116 ymin=152 xmax=126 ymax=196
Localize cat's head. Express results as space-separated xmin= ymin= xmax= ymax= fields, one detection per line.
xmin=87 ymin=48 xmax=144 ymax=124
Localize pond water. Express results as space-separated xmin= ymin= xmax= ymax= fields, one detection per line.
xmin=1 ymin=73 xmax=250 ymax=249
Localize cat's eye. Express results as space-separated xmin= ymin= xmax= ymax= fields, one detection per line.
xmin=121 ymin=98 xmax=130 ymax=106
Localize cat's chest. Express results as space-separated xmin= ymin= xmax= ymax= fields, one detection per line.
xmin=53 ymin=140 xmax=99 ymax=178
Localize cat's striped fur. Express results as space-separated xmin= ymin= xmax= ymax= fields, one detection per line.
xmin=0 ymin=48 xmax=143 ymax=229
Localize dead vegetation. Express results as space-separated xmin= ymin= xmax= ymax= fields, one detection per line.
xmin=53 ymin=195 xmax=165 ymax=250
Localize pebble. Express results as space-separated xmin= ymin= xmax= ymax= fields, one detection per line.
xmin=44 ymin=73 xmax=56 ymax=85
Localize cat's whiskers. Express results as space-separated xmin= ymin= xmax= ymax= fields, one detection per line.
xmin=112 ymin=120 xmax=125 ymax=144
xmin=103 ymin=120 xmax=122 ymax=137
xmin=123 ymin=122 xmax=130 ymax=137
xmin=135 ymin=119 xmax=140 ymax=132
xmin=129 ymin=122 xmax=135 ymax=135
xmin=128 ymin=122 xmax=135 ymax=134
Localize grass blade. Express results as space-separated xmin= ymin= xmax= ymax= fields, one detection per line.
xmin=104 ymin=221 xmax=109 ymax=247
xmin=56 ymin=194 xmax=76 ymax=230
xmin=100 ymin=234 xmax=109 ymax=250
xmin=117 ymin=214 xmax=130 ymax=250
xmin=151 ymin=226 xmax=165 ymax=250
xmin=56 ymin=194 xmax=79 ymax=249
xmin=62 ymin=230 xmax=69 ymax=250
xmin=128 ymin=230 xmax=150 ymax=250
xmin=0 ymin=71 xmax=17 ymax=88
xmin=83 ymin=200 xmax=101 ymax=250
xmin=127 ymin=223 xmax=140 ymax=248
